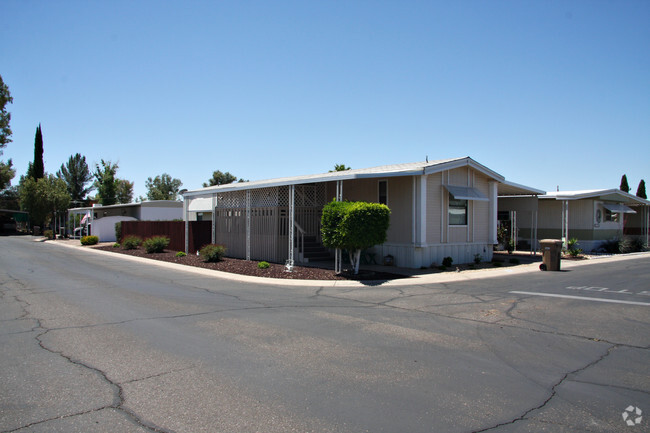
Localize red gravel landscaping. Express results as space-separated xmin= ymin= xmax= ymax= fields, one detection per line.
xmin=94 ymin=245 xmax=409 ymax=281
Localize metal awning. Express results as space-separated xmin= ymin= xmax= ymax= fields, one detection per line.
xmin=444 ymin=185 xmax=489 ymax=201
xmin=603 ymin=203 xmax=636 ymax=214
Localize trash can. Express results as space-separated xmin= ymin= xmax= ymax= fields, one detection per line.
xmin=539 ymin=239 xmax=562 ymax=271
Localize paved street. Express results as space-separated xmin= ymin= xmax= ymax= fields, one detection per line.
xmin=1 ymin=236 xmax=648 ymax=432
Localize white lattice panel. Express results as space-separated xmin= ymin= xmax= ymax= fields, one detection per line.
xmin=250 ymin=187 xmax=279 ymax=207
xmin=216 ymin=191 xmax=246 ymax=208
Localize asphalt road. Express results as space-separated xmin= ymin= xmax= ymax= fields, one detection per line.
xmin=1 ymin=236 xmax=648 ymax=432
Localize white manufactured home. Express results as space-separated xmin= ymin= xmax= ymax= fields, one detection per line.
xmin=503 ymin=189 xmax=650 ymax=252
xmin=182 ymin=157 xmax=541 ymax=269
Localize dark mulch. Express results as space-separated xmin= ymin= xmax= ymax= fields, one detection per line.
xmin=94 ymin=246 xmax=409 ymax=281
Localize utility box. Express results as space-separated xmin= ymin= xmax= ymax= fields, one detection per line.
xmin=539 ymin=239 xmax=563 ymax=271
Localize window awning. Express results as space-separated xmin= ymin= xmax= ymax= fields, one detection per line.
xmin=444 ymin=185 xmax=489 ymax=201
xmin=603 ymin=203 xmax=636 ymax=214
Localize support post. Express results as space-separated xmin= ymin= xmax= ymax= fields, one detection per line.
xmin=211 ymin=194 xmax=216 ymax=245
xmin=183 ymin=198 xmax=189 ymax=254
xmin=488 ymin=181 xmax=498 ymax=245
xmin=246 ymin=190 xmax=251 ymax=261
xmin=287 ymin=185 xmax=295 ymax=271
xmin=334 ymin=180 xmax=343 ymax=274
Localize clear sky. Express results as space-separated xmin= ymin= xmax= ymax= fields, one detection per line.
xmin=2 ymin=0 xmax=649 ymax=200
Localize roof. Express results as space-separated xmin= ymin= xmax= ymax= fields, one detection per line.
xmin=498 ymin=180 xmax=545 ymax=196
xmin=69 ymin=200 xmax=183 ymax=212
xmin=183 ymin=156 xmax=516 ymax=198
xmin=541 ymin=189 xmax=650 ymax=205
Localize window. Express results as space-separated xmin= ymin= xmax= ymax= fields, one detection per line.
xmin=378 ymin=180 xmax=387 ymax=205
xmin=449 ymin=193 xmax=468 ymax=225
xmin=604 ymin=208 xmax=618 ymax=222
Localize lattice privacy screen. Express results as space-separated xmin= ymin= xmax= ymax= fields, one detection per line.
xmin=216 ymin=183 xmax=327 ymax=209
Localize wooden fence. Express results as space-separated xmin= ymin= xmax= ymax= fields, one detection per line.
xmin=120 ymin=221 xmax=212 ymax=253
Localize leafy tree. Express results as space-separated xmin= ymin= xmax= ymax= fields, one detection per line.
xmin=620 ymin=174 xmax=630 ymax=193
xmin=31 ymin=124 xmax=45 ymax=180
xmin=0 ymin=74 xmax=12 ymax=151
xmin=57 ymin=153 xmax=93 ymax=203
xmin=330 ymin=164 xmax=351 ymax=172
xmin=321 ymin=200 xmax=390 ymax=274
xmin=145 ymin=173 xmax=182 ymax=200
xmin=636 ymin=180 xmax=647 ymax=200
xmin=0 ymin=75 xmax=15 ymax=189
xmin=203 ymin=170 xmax=246 ymax=187
xmin=19 ymin=174 xmax=70 ymax=230
xmin=93 ymin=160 xmax=118 ymax=205
xmin=116 ymin=178 xmax=134 ymax=204
xmin=0 ymin=186 xmax=19 ymax=210
xmin=0 ymin=159 xmax=15 ymax=190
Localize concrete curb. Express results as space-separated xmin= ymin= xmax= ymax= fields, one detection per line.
xmin=45 ymin=240 xmax=650 ymax=288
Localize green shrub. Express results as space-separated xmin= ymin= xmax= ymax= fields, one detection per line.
xmin=442 ymin=256 xmax=453 ymax=267
xmin=258 ymin=261 xmax=270 ymax=269
xmin=43 ymin=230 xmax=54 ymax=240
xmin=599 ymin=239 xmax=620 ymax=254
xmin=473 ymin=253 xmax=482 ymax=264
xmin=115 ymin=221 xmax=122 ymax=243
xmin=200 ymin=244 xmax=227 ymax=262
xmin=113 ymin=242 xmax=120 ymax=248
xmin=143 ymin=236 xmax=170 ymax=254
xmin=619 ymin=236 xmax=647 ymax=254
xmin=509 ymin=258 xmax=520 ymax=264
xmin=566 ymin=238 xmax=583 ymax=257
xmin=175 ymin=251 xmax=187 ymax=257
xmin=122 ymin=235 xmax=142 ymax=250
xmin=80 ymin=235 xmax=99 ymax=246
xmin=493 ymin=261 xmax=503 ymax=267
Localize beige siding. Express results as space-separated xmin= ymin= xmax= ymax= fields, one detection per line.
xmin=385 ymin=176 xmax=412 ymax=243
xmin=472 ymin=174 xmax=490 ymax=242
xmin=426 ymin=174 xmax=443 ymax=243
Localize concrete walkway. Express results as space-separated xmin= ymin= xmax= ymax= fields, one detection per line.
xmin=41 ymin=236 xmax=650 ymax=288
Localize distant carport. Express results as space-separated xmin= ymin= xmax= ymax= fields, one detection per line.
xmin=497 ymin=181 xmax=545 ymax=254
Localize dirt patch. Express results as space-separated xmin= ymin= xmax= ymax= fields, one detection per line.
xmin=94 ymin=246 xmax=409 ymax=281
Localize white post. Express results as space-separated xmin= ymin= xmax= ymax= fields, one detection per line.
xmin=287 ymin=185 xmax=295 ymax=271
xmin=246 ymin=190 xmax=251 ymax=261
xmin=488 ymin=181 xmax=498 ymax=245
xmin=183 ymin=198 xmax=189 ymax=254
xmin=334 ymin=180 xmax=343 ymax=274
xmin=211 ymin=194 xmax=216 ymax=245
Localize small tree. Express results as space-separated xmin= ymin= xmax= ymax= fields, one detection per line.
xmin=116 ymin=178 xmax=134 ymax=204
xmin=620 ymin=174 xmax=630 ymax=193
xmin=330 ymin=164 xmax=351 ymax=172
xmin=93 ymin=160 xmax=118 ymax=205
xmin=636 ymin=180 xmax=647 ymax=200
xmin=19 ymin=174 xmax=70 ymax=230
xmin=321 ymin=200 xmax=390 ymax=274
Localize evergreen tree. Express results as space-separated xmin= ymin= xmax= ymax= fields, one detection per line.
xmin=636 ymin=180 xmax=647 ymax=200
xmin=57 ymin=153 xmax=93 ymax=203
xmin=619 ymin=174 xmax=630 ymax=193
xmin=19 ymin=174 xmax=70 ymax=230
xmin=32 ymin=124 xmax=44 ymax=180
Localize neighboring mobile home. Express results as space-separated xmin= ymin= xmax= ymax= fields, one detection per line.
xmin=182 ymin=157 xmax=541 ymax=269
xmin=506 ymin=189 xmax=650 ymax=252
xmin=69 ymin=200 xmax=183 ymax=242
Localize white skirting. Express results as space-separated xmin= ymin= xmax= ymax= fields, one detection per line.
xmin=372 ymin=242 xmax=494 ymax=269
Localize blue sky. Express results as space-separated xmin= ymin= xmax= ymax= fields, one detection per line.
xmin=2 ymin=0 xmax=649 ymax=200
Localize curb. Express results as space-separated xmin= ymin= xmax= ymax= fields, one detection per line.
xmin=44 ymin=240 xmax=650 ymax=288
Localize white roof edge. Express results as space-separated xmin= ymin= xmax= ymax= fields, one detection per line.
xmin=182 ymin=156 xmax=512 ymax=198
xmin=499 ymin=180 xmax=545 ymax=196
xmin=69 ymin=200 xmax=183 ymax=211
xmin=541 ymin=189 xmax=650 ymax=205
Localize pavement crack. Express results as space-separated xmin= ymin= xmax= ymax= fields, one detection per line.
xmin=120 ymin=366 xmax=197 ymax=385
xmin=34 ymin=325 xmax=176 ymax=433
xmin=471 ymin=344 xmax=618 ymax=433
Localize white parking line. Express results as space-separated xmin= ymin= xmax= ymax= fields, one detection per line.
xmin=509 ymin=291 xmax=650 ymax=306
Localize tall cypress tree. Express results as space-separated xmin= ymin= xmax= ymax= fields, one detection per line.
xmin=636 ymin=180 xmax=647 ymax=200
xmin=620 ymin=174 xmax=630 ymax=193
xmin=32 ymin=124 xmax=44 ymax=180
